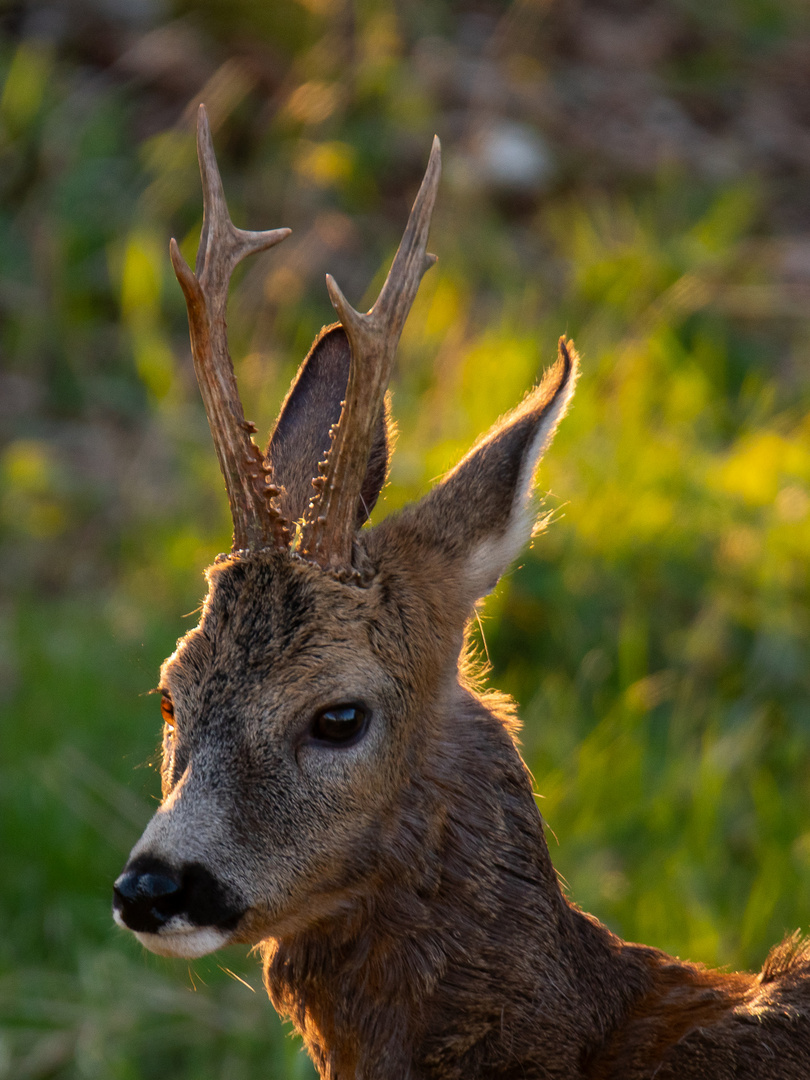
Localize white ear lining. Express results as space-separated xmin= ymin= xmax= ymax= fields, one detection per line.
xmin=464 ymin=374 xmax=576 ymax=602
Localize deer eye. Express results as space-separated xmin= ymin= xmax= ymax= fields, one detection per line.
xmin=160 ymin=692 xmax=175 ymax=731
xmin=311 ymin=705 xmax=367 ymax=745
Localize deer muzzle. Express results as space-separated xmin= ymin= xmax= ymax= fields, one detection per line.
xmin=113 ymin=852 xmax=247 ymax=958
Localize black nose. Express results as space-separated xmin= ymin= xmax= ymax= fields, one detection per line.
xmin=113 ymin=856 xmax=184 ymax=933
xmin=113 ymin=854 xmax=245 ymax=934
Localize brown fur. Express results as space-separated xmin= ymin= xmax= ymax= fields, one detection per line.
xmin=118 ymin=415 xmax=810 ymax=1077
xmin=115 ymin=180 xmax=810 ymax=1076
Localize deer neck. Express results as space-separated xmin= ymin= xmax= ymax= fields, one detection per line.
xmin=263 ymin=693 xmax=650 ymax=1079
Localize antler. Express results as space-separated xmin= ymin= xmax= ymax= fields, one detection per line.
xmin=300 ymin=136 xmax=442 ymax=570
xmin=170 ymin=105 xmax=291 ymax=552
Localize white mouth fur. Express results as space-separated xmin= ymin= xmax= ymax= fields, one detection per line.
xmin=114 ymin=909 xmax=232 ymax=958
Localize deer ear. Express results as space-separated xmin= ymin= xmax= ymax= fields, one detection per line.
xmin=399 ymin=338 xmax=579 ymax=603
xmin=266 ymin=325 xmax=392 ymax=526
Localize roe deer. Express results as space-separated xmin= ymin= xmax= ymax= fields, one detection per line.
xmin=114 ymin=105 xmax=810 ymax=1079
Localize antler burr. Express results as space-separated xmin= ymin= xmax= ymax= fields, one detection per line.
xmin=170 ymin=104 xmax=291 ymax=552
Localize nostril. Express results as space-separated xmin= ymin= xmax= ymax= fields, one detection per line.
xmin=113 ymin=858 xmax=186 ymax=933
xmin=114 ymin=870 xmax=181 ymax=903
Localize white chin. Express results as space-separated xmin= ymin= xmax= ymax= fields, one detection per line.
xmin=114 ymin=908 xmax=234 ymax=957
xmin=132 ymin=925 xmax=232 ymax=958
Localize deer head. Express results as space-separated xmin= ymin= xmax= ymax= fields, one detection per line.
xmin=113 ymin=106 xmax=578 ymax=966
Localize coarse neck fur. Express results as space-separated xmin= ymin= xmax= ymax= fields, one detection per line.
xmin=263 ymin=688 xmax=653 ymax=1080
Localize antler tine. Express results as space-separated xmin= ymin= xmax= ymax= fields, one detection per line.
xmin=301 ymin=136 xmax=441 ymax=570
xmin=170 ymin=105 xmax=291 ymax=553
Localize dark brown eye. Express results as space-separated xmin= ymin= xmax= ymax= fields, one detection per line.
xmin=160 ymin=692 xmax=175 ymax=731
xmin=311 ymin=705 xmax=367 ymax=745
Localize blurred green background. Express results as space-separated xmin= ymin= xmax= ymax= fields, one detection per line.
xmin=1 ymin=0 xmax=810 ymax=1076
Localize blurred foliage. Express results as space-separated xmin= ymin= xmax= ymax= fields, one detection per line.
xmin=1 ymin=0 xmax=810 ymax=1076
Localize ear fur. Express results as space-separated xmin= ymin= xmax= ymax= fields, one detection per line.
xmin=266 ymin=324 xmax=392 ymax=526
xmin=389 ymin=338 xmax=578 ymax=604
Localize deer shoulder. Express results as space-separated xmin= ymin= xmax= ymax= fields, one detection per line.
xmin=113 ymin=105 xmax=810 ymax=1080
